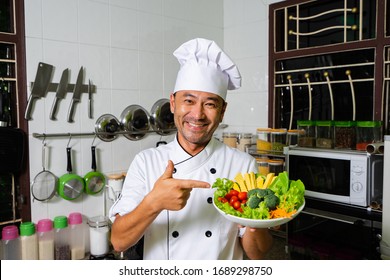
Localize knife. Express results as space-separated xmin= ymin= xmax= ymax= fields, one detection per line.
xmin=24 ymin=62 xmax=54 ymax=120
xmin=88 ymin=79 xmax=93 ymax=119
xmin=67 ymin=66 xmax=83 ymax=123
xmin=49 ymin=68 xmax=69 ymax=120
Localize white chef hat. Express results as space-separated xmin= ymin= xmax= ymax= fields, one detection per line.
xmin=173 ymin=38 xmax=241 ymax=100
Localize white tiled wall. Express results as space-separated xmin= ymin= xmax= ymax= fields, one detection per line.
xmin=25 ymin=0 xmax=282 ymax=222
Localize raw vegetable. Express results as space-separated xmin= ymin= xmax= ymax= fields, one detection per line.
xmin=212 ymin=171 xmax=305 ymax=220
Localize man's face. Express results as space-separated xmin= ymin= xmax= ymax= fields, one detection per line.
xmin=170 ymin=90 xmax=227 ymax=153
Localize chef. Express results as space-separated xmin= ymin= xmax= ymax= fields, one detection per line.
xmin=109 ymin=38 xmax=273 ymax=260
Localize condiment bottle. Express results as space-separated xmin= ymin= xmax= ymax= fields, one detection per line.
xmin=37 ymin=218 xmax=54 ymax=260
xmin=237 ymin=133 xmax=252 ymax=152
xmin=334 ymin=121 xmax=356 ymax=149
xmin=297 ymin=120 xmax=315 ymax=147
xmin=1 ymin=225 xmax=21 ymax=260
xmin=19 ymin=221 xmax=38 ymax=260
xmin=256 ymin=128 xmax=272 ymax=153
xmin=68 ymin=212 xmax=85 ymax=260
xmin=88 ymin=216 xmax=110 ymax=257
xmin=315 ymin=120 xmax=334 ymax=149
xmin=356 ymin=121 xmax=382 ymax=151
xmin=53 ymin=215 xmax=70 ymax=260
xmin=268 ymin=159 xmax=284 ymax=175
xmin=256 ymin=157 xmax=269 ymax=176
xmin=270 ymin=128 xmax=287 ymax=154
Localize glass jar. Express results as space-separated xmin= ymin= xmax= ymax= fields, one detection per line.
xmin=297 ymin=120 xmax=316 ymax=147
xmin=356 ymin=121 xmax=382 ymax=151
xmin=237 ymin=133 xmax=252 ymax=152
xmin=315 ymin=120 xmax=334 ymax=149
xmin=53 ymin=215 xmax=70 ymax=260
xmin=270 ymin=128 xmax=287 ymax=154
xmin=256 ymin=157 xmax=269 ymax=176
xmin=68 ymin=212 xmax=85 ymax=260
xmin=88 ymin=216 xmax=110 ymax=257
xmin=256 ymin=128 xmax=272 ymax=153
xmin=334 ymin=121 xmax=356 ymax=149
xmin=268 ymin=159 xmax=284 ymax=175
xmin=287 ymin=129 xmax=305 ymax=146
xmin=19 ymin=222 xmax=38 ymax=260
xmin=222 ymin=132 xmax=238 ymax=148
xmin=37 ymin=218 xmax=54 ymax=260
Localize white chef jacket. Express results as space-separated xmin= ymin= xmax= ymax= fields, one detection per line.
xmin=109 ymin=135 xmax=257 ymax=260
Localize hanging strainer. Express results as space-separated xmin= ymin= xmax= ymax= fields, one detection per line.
xmin=31 ymin=142 xmax=58 ymax=202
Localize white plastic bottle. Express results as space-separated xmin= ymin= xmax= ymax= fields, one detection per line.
xmin=68 ymin=212 xmax=85 ymax=260
xmin=1 ymin=225 xmax=21 ymax=260
xmin=37 ymin=219 xmax=54 ymax=260
xmin=19 ymin=222 xmax=38 ymax=260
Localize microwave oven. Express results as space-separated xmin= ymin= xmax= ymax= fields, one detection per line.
xmin=286 ymin=147 xmax=383 ymax=208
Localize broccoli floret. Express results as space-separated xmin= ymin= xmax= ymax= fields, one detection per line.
xmin=247 ymin=195 xmax=261 ymax=209
xmin=263 ymin=193 xmax=280 ymax=210
xmin=248 ymin=188 xmax=268 ymax=198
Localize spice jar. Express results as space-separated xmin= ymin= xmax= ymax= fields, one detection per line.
xmin=1 ymin=225 xmax=21 ymax=260
xmin=356 ymin=121 xmax=382 ymax=151
xmin=297 ymin=120 xmax=316 ymax=147
xmin=19 ymin=222 xmax=38 ymax=260
xmin=268 ymin=159 xmax=284 ymax=175
xmin=237 ymin=133 xmax=252 ymax=152
xmin=256 ymin=128 xmax=272 ymax=153
xmin=88 ymin=216 xmax=110 ymax=257
xmin=222 ymin=132 xmax=238 ymax=148
xmin=270 ymin=128 xmax=287 ymax=154
xmin=256 ymin=157 xmax=269 ymax=176
xmin=53 ymin=215 xmax=70 ymax=260
xmin=37 ymin=218 xmax=54 ymax=260
xmin=315 ymin=120 xmax=334 ymax=149
xmin=334 ymin=121 xmax=356 ymax=149
xmin=68 ymin=212 xmax=85 ymax=260
xmin=287 ymin=129 xmax=305 ymax=146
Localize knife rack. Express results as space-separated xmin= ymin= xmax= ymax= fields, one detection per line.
xmin=29 ymin=82 xmax=96 ymax=95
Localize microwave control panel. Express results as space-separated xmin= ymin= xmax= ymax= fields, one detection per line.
xmin=350 ymin=158 xmax=368 ymax=206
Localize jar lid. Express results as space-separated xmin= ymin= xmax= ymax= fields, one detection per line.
xmin=37 ymin=219 xmax=53 ymax=233
xmin=88 ymin=215 xmax=109 ymax=228
xmin=107 ymin=173 xmax=125 ymax=180
xmin=20 ymin=222 xmax=36 ymax=236
xmin=239 ymin=133 xmax=252 ymax=138
xmin=356 ymin=121 xmax=382 ymax=127
xmin=297 ymin=120 xmax=315 ymax=126
xmin=271 ymin=128 xmax=287 ymax=134
xmin=334 ymin=121 xmax=356 ymax=127
xmin=53 ymin=216 xmax=68 ymax=229
xmin=2 ymin=225 xmax=19 ymax=240
xmin=287 ymin=129 xmax=305 ymax=135
xmin=68 ymin=212 xmax=83 ymax=225
xmin=256 ymin=128 xmax=272 ymax=133
xmin=315 ymin=120 xmax=334 ymax=126
xmin=267 ymin=159 xmax=284 ymax=166
xmin=222 ymin=132 xmax=238 ymax=137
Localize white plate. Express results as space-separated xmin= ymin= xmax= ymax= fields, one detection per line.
xmin=213 ymin=199 xmax=305 ymax=228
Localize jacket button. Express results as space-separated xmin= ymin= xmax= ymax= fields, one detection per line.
xmin=210 ymin=168 xmax=216 ymax=174
xmin=205 ymin=230 xmax=212 ymax=237
xmin=172 ymin=231 xmax=179 ymax=238
xmin=207 ymin=197 xmax=212 ymax=204
xmin=173 ymin=168 xmax=177 ymax=174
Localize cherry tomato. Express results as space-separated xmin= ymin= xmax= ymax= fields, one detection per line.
xmin=232 ymin=201 xmax=241 ymax=210
xmin=241 ymin=199 xmax=247 ymax=205
xmin=237 ymin=192 xmax=247 ymax=201
xmin=220 ymin=197 xmax=228 ymax=203
xmin=224 ymin=192 xmax=232 ymax=201
xmin=229 ymin=190 xmax=239 ymax=197
xmin=237 ymin=207 xmax=243 ymax=213
xmin=229 ymin=196 xmax=238 ymax=205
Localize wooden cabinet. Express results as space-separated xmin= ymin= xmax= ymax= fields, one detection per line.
xmin=0 ymin=0 xmax=30 ymax=229
xmin=269 ymin=0 xmax=390 ymax=136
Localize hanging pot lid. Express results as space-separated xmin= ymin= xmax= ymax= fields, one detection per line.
xmin=95 ymin=114 xmax=120 ymax=142
xmin=119 ymin=105 xmax=150 ymax=140
xmin=150 ymin=98 xmax=176 ymax=135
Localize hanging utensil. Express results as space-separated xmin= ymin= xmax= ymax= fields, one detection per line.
xmin=88 ymin=79 xmax=93 ymax=119
xmin=346 ymin=70 xmax=356 ymax=121
xmin=120 ymin=104 xmax=150 ymax=140
xmin=67 ymin=66 xmax=83 ymax=123
xmin=84 ymin=145 xmax=106 ymax=195
xmin=323 ymin=71 xmax=335 ymax=121
xmin=31 ymin=141 xmax=58 ymax=202
xmin=58 ymin=143 xmax=85 ymax=200
xmin=95 ymin=114 xmax=120 ymax=142
xmin=304 ymin=73 xmax=313 ymax=121
xmin=149 ymin=98 xmax=176 ymax=135
xmin=25 ymin=62 xmax=54 ymax=120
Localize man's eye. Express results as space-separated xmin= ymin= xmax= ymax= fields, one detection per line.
xmin=205 ymin=103 xmax=217 ymax=108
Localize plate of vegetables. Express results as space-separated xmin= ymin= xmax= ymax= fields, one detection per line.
xmin=212 ymin=171 xmax=305 ymax=228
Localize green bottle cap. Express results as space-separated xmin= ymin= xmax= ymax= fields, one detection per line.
xmin=20 ymin=222 xmax=36 ymax=236
xmin=53 ymin=216 xmax=68 ymax=229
